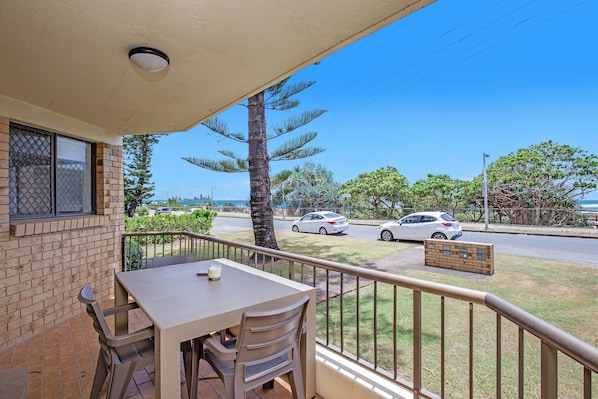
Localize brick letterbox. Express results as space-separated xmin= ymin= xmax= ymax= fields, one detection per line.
xmin=424 ymin=239 xmax=494 ymax=275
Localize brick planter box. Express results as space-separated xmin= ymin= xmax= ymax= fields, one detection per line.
xmin=424 ymin=239 xmax=494 ymax=275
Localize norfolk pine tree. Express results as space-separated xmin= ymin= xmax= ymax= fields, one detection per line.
xmin=183 ymin=78 xmax=326 ymax=250
xmin=123 ymin=134 xmax=161 ymax=217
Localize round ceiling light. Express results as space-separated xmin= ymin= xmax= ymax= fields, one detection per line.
xmin=128 ymin=47 xmax=170 ymax=72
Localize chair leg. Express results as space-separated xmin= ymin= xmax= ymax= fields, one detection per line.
xmin=262 ymin=379 xmax=275 ymax=389
xmin=90 ymin=355 xmax=109 ymax=399
xmin=224 ymin=374 xmax=236 ymax=399
xmin=107 ymin=362 xmax=138 ymax=399
xmin=287 ymin=361 xmax=305 ymax=399
xmin=181 ymin=339 xmax=201 ymax=399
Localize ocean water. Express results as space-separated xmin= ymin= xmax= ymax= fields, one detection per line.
xmin=151 ymin=199 xmax=249 ymax=207
xmin=153 ymin=198 xmax=598 ymax=210
xmin=578 ymin=199 xmax=598 ymax=210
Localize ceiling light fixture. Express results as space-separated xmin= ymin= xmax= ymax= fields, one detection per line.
xmin=128 ymin=47 xmax=170 ymax=72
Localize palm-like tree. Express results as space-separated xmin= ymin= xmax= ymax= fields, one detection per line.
xmin=124 ymin=134 xmax=161 ymax=217
xmin=183 ymin=78 xmax=326 ymax=249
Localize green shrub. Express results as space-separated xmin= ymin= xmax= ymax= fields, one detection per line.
xmin=124 ymin=239 xmax=145 ymax=271
xmin=124 ymin=209 xmax=217 ymax=244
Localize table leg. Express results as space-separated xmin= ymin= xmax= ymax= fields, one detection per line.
xmin=114 ymin=277 xmax=129 ymax=335
xmin=154 ymin=328 xmax=182 ymax=399
xmin=303 ymin=289 xmax=316 ymax=399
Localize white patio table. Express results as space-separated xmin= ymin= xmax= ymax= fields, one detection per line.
xmin=114 ymin=258 xmax=316 ymax=399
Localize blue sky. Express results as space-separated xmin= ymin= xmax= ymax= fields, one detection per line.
xmin=150 ymin=0 xmax=598 ymax=201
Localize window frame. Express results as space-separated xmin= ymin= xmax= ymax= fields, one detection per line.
xmin=9 ymin=122 xmax=97 ymax=220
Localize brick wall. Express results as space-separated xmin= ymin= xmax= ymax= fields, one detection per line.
xmin=0 ymin=116 xmax=124 ymax=350
xmin=424 ymin=239 xmax=494 ymax=275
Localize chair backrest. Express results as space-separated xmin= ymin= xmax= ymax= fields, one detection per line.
xmin=78 ymin=284 xmax=115 ymax=351
xmin=147 ymin=253 xmax=196 ymax=268
xmin=234 ymin=295 xmax=309 ymax=367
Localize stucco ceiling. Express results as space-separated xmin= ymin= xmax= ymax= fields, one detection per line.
xmin=0 ymin=1 xmax=434 ymax=134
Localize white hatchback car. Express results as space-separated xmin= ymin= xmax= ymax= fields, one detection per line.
xmin=292 ymin=211 xmax=349 ymax=235
xmin=378 ymin=211 xmax=462 ymax=242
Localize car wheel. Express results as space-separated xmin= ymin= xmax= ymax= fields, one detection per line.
xmin=319 ymin=227 xmax=328 ymax=235
xmin=431 ymin=232 xmax=447 ymax=240
xmin=380 ymin=230 xmax=394 ymax=242
xmin=292 ymin=225 xmax=299 ymax=232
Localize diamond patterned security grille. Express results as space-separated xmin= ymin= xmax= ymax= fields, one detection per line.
xmin=9 ymin=124 xmax=54 ymax=217
xmin=56 ymin=159 xmax=85 ymax=213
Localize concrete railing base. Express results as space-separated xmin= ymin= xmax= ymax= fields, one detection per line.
xmin=315 ymin=346 xmax=412 ymax=399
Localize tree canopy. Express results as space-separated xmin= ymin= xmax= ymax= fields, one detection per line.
xmin=340 ymin=166 xmax=409 ymax=219
xmin=276 ymin=162 xmax=340 ymax=212
xmin=485 ymin=140 xmax=598 ymax=224
xmin=409 ymin=174 xmax=470 ymax=214
xmin=182 ymin=79 xmax=326 ymax=173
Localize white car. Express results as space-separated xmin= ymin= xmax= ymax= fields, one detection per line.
xmin=292 ymin=211 xmax=349 ymax=235
xmin=378 ymin=211 xmax=462 ymax=242
xmin=155 ymin=207 xmax=171 ymax=215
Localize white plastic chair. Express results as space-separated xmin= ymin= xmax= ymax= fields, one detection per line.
xmin=199 ymin=295 xmax=310 ymax=399
xmin=146 ymin=253 xmax=196 ymax=268
xmin=78 ymin=284 xmax=197 ymax=399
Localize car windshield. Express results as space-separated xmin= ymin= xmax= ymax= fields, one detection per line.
xmin=440 ymin=213 xmax=456 ymax=222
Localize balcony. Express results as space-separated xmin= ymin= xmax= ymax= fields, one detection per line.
xmin=0 ymin=301 xmax=307 ymax=399
xmin=1 ymin=231 xmax=597 ymax=398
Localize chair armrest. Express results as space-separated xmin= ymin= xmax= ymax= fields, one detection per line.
xmin=107 ymin=326 xmax=154 ymax=347
xmin=199 ymin=335 xmax=237 ymax=361
xmin=103 ymin=302 xmax=140 ymax=316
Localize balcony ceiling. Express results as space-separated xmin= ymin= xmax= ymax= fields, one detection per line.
xmin=0 ymin=1 xmax=434 ymax=134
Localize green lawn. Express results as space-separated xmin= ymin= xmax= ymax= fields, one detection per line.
xmin=215 ymin=230 xmax=598 ymax=397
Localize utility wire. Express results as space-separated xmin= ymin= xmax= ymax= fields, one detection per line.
xmin=334 ymin=0 xmax=588 ymax=112
xmin=334 ymin=0 xmax=510 ymax=95
xmin=341 ymin=0 xmax=538 ymax=103
xmin=403 ymin=0 xmax=589 ymax=89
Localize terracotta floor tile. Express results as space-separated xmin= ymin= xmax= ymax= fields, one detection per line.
xmin=133 ymin=380 xmax=154 ymax=399
xmin=0 ymin=310 xmax=314 ymax=399
xmin=26 ymin=387 xmax=42 ymax=399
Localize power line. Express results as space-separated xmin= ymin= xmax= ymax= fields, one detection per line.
xmin=402 ymin=0 xmax=589 ymax=89
xmin=325 ymin=0 xmax=588 ymax=113
xmin=345 ymin=0 xmax=542 ymax=108
xmin=334 ymin=0 xmax=510 ymax=96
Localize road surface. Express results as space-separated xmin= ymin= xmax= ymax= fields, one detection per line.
xmin=212 ymin=216 xmax=598 ymax=264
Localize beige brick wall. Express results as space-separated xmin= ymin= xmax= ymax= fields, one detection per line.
xmin=424 ymin=239 xmax=494 ymax=275
xmin=0 ymin=116 xmax=124 ymax=350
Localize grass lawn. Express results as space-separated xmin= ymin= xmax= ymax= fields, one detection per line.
xmin=215 ymin=229 xmax=598 ymax=397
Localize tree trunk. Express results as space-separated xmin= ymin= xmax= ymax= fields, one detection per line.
xmin=247 ymin=92 xmax=280 ymax=250
xmin=125 ymin=202 xmax=137 ymax=217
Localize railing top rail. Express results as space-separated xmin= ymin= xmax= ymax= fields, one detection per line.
xmin=485 ymin=293 xmax=598 ymax=373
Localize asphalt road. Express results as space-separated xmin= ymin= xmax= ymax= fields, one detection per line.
xmin=213 ymin=216 xmax=598 ymax=265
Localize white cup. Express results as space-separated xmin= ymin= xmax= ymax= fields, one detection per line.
xmin=208 ymin=264 xmax=221 ymax=281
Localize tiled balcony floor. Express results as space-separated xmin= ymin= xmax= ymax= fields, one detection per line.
xmin=0 ymin=305 xmax=304 ymax=399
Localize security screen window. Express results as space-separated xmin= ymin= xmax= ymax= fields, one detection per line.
xmin=9 ymin=123 xmax=94 ymax=219
xmin=56 ymin=136 xmax=93 ymax=214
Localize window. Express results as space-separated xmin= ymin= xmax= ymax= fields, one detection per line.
xmin=9 ymin=123 xmax=95 ymax=219
xmin=440 ymin=213 xmax=456 ymax=222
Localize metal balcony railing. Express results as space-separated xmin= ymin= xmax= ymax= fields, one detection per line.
xmin=122 ymin=231 xmax=598 ymax=399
